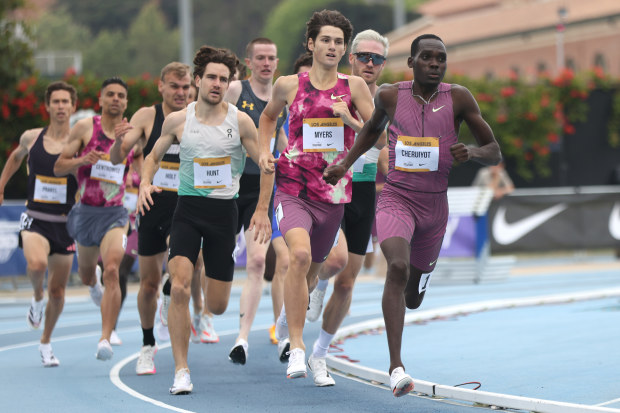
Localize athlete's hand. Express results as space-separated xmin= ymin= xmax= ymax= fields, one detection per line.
xmin=332 ymin=97 xmax=354 ymax=126
xmin=450 ymin=143 xmax=473 ymax=163
xmin=114 ymin=118 xmax=132 ymax=143
xmin=80 ymin=150 xmax=105 ymax=166
xmin=259 ymin=152 xmax=276 ymax=174
xmin=137 ymin=182 xmax=161 ymax=215
xmin=248 ymin=211 xmax=272 ymax=244
xmin=323 ymin=162 xmax=347 ymax=185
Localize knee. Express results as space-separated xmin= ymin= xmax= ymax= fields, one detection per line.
xmin=102 ymin=265 xmax=120 ymax=286
xmin=246 ymin=250 xmax=266 ymax=276
xmin=333 ymin=276 xmax=355 ymax=297
xmin=323 ymin=252 xmax=347 ymax=278
xmin=288 ymin=247 xmax=311 ymax=270
xmin=139 ymin=275 xmax=160 ymax=298
xmin=27 ymin=259 xmax=47 ymax=274
xmin=208 ymin=301 xmax=228 ymax=315
xmin=170 ymin=274 xmax=191 ymax=302
xmin=387 ymin=260 xmax=409 ymax=283
xmin=47 ymin=284 xmax=66 ymax=301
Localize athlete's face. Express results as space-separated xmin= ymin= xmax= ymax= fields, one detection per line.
xmin=46 ymin=90 xmax=75 ymax=123
xmin=246 ymin=43 xmax=278 ymax=83
xmin=99 ymin=83 xmax=127 ymax=117
xmin=308 ymin=25 xmax=346 ymax=68
xmin=349 ymin=39 xmax=386 ymax=86
xmin=408 ymin=39 xmax=447 ymax=87
xmin=159 ymin=72 xmax=191 ymax=112
xmin=196 ymin=62 xmax=231 ymax=106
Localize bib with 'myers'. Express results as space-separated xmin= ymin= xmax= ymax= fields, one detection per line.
xmin=302 ymin=118 xmax=344 ymax=152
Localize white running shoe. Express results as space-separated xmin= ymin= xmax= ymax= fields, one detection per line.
xmin=39 ymin=343 xmax=60 ymax=367
xmin=277 ymin=337 xmax=290 ymax=363
xmin=136 ymin=344 xmax=157 ymax=375
xmin=169 ymin=368 xmax=193 ymax=395
xmin=27 ymin=297 xmax=45 ymax=329
xmin=89 ymin=266 xmax=104 ymax=307
xmin=275 ymin=312 xmax=288 ymax=341
xmin=190 ymin=314 xmax=201 ymax=344
xmin=110 ymin=330 xmax=122 ymax=346
xmin=95 ymin=339 xmax=113 ymax=361
xmin=200 ymin=314 xmax=219 ymax=343
xmin=390 ymin=367 xmax=414 ymax=397
xmin=228 ymin=338 xmax=248 ymax=365
xmin=160 ymin=274 xmax=170 ymax=326
xmin=286 ymin=348 xmax=307 ymax=379
xmin=307 ymin=354 xmax=335 ymax=386
xmin=306 ymin=288 xmax=326 ymax=322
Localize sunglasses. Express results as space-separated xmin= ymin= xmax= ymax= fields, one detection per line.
xmin=354 ymin=52 xmax=386 ymax=65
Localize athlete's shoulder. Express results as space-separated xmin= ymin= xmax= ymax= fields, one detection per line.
xmin=130 ymin=105 xmax=156 ymax=126
xmin=274 ymin=74 xmax=299 ymax=90
xmin=225 ymin=80 xmax=243 ymax=104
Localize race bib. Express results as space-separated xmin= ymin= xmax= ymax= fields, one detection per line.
xmin=193 ymin=156 xmax=232 ymax=189
xmin=33 ymin=175 xmax=67 ymax=204
xmin=419 ymin=272 xmax=433 ymax=294
xmin=152 ymin=161 xmax=180 ymax=192
xmin=302 ymin=118 xmax=344 ymax=152
xmin=275 ymin=203 xmax=283 ymax=230
xmin=395 ymin=136 xmax=439 ymax=172
xmin=123 ymin=187 xmax=138 ymax=211
xmin=90 ymin=154 xmax=126 ymax=185
xmin=352 ymin=154 xmax=366 ymax=173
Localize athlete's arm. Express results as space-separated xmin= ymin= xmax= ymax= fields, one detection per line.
xmin=138 ymin=110 xmax=184 ymax=215
xmin=258 ymin=75 xmax=294 ymax=174
xmin=323 ymin=83 xmax=396 ymax=185
xmin=224 ymin=80 xmax=242 ymax=105
xmin=0 ymin=128 xmax=40 ymax=205
xmin=275 ymin=127 xmax=288 ymax=152
xmin=54 ymin=118 xmax=102 ymax=177
xmin=450 ymin=84 xmax=501 ymax=165
xmin=110 ymin=106 xmax=152 ymax=164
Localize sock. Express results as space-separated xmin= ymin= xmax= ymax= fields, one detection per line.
xmin=142 ymin=328 xmax=155 ymax=347
xmin=316 ymin=278 xmax=329 ymax=291
xmin=313 ymin=329 xmax=335 ymax=358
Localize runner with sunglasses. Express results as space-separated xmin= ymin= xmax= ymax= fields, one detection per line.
xmin=306 ymin=29 xmax=389 ymax=387
xmin=323 ymin=34 xmax=502 ymax=397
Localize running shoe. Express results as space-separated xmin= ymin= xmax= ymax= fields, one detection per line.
xmin=95 ymin=339 xmax=113 ymax=361
xmin=390 ymin=367 xmax=414 ymax=397
xmin=275 ymin=312 xmax=288 ymax=341
xmin=110 ymin=330 xmax=122 ymax=346
xmin=277 ymin=337 xmax=290 ymax=363
xmin=269 ymin=324 xmax=278 ymax=344
xmin=306 ymin=288 xmax=326 ymax=322
xmin=169 ymin=368 xmax=193 ymax=395
xmin=190 ymin=314 xmax=201 ymax=344
xmin=136 ymin=344 xmax=157 ymax=375
xmin=307 ymin=353 xmax=335 ymax=386
xmin=286 ymin=348 xmax=307 ymax=379
xmin=27 ymin=297 xmax=45 ymax=329
xmin=228 ymin=338 xmax=248 ymax=365
xmin=199 ymin=314 xmax=219 ymax=343
xmin=89 ymin=266 xmax=104 ymax=307
xmin=39 ymin=343 xmax=60 ymax=367
xmin=160 ymin=274 xmax=170 ymax=326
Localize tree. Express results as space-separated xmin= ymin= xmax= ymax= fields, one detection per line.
xmin=83 ymin=30 xmax=130 ymax=77
xmin=0 ymin=0 xmax=33 ymax=92
xmin=32 ymin=7 xmax=92 ymax=51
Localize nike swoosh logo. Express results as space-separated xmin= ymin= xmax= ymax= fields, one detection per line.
xmin=609 ymin=202 xmax=620 ymax=240
xmin=492 ymin=203 xmax=567 ymax=245
xmin=331 ymin=94 xmax=346 ymax=100
xmin=432 ymin=105 xmax=445 ymax=112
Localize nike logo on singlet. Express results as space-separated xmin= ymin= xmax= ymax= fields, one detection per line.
xmin=432 ymin=105 xmax=445 ymax=112
xmin=331 ymin=94 xmax=346 ymax=100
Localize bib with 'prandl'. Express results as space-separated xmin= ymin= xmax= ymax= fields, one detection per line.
xmin=33 ymin=175 xmax=67 ymax=204
xmin=395 ymin=136 xmax=439 ymax=172
xmin=302 ymin=118 xmax=344 ymax=152
xmin=193 ymin=156 xmax=232 ymax=189
xmin=90 ymin=154 xmax=126 ymax=185
xmin=153 ymin=161 xmax=180 ymax=192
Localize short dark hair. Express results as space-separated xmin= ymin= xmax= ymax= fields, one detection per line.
xmin=193 ymin=45 xmax=239 ymax=82
xmin=236 ymin=61 xmax=248 ymax=80
xmin=304 ymin=10 xmax=353 ymax=53
xmin=245 ymin=37 xmax=275 ymax=59
xmin=101 ymin=77 xmax=128 ymax=93
xmin=45 ymin=81 xmax=77 ymax=105
xmin=293 ymin=52 xmax=313 ymax=74
xmin=410 ymin=34 xmax=444 ymax=57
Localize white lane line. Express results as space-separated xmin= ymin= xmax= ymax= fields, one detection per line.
xmin=328 ymin=287 xmax=620 ymax=413
xmin=596 ymin=398 xmax=620 ymax=407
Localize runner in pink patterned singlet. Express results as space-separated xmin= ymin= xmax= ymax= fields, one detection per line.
xmin=324 ymin=34 xmax=502 ymax=397
xmin=256 ymin=10 xmax=376 ymax=381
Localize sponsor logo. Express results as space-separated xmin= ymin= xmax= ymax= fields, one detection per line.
xmin=492 ymin=203 xmax=567 ymax=245
xmin=609 ymin=202 xmax=620 ymax=240
xmin=432 ymin=105 xmax=445 ymax=113
xmin=241 ymin=101 xmax=254 ymax=111
xmin=331 ymin=94 xmax=347 ymax=100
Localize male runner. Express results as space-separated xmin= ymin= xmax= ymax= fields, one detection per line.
xmin=136 ymin=46 xmax=272 ymax=394
xmin=55 ymin=77 xmax=135 ymax=361
xmin=0 ymin=81 xmax=77 ymax=366
xmin=323 ymin=34 xmax=502 ymax=397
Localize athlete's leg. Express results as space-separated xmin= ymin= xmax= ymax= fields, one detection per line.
xmin=168 ymin=255 xmax=193 ymax=372
xmin=270 ymin=236 xmax=288 ymax=323
xmin=321 ymin=252 xmax=364 ymax=334
xmin=137 ymin=253 xmax=166 ymax=343
xmin=21 ymin=231 xmax=51 ymax=302
xmin=315 ymin=230 xmax=347 ymax=285
xmin=40 ymin=253 xmax=73 ymax=344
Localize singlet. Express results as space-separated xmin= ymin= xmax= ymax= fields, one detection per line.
xmin=26 ymin=128 xmax=78 ymax=215
xmin=236 ymin=80 xmax=287 ymax=175
xmin=386 ymin=81 xmax=458 ymax=193
xmin=77 ymin=116 xmax=133 ymax=207
xmin=178 ymin=102 xmax=245 ymax=199
xmin=277 ymin=71 xmax=358 ymax=204
xmin=143 ymin=104 xmax=181 ymax=195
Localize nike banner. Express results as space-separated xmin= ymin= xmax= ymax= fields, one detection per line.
xmin=488 ymin=186 xmax=620 ymax=253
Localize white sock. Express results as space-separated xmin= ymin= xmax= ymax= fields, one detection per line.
xmin=316 ymin=278 xmax=329 ymax=292
xmin=275 ymin=304 xmax=288 ymax=340
xmin=313 ymin=329 xmax=335 ymax=358
xmin=32 ymin=296 xmax=44 ymax=309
